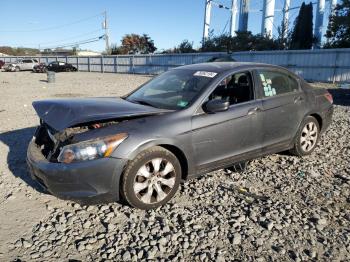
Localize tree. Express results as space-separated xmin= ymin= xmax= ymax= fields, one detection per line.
xmin=111 ymin=34 xmax=157 ymax=55
xmin=290 ymin=2 xmax=314 ymax=49
xmin=0 ymin=46 xmax=39 ymax=56
xmin=110 ymin=44 xmax=127 ymax=55
xmin=325 ymin=0 xmax=350 ymax=48
xmin=140 ymin=34 xmax=157 ymax=54
xmin=174 ymin=40 xmax=196 ymax=53
xmin=275 ymin=15 xmax=292 ymax=50
xmin=200 ymin=31 xmax=280 ymax=52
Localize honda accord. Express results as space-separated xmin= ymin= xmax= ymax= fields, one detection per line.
xmin=27 ymin=62 xmax=333 ymax=209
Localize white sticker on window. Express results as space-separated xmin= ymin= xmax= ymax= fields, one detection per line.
xmin=264 ymin=84 xmax=274 ymax=97
xmin=194 ymin=71 xmax=217 ymax=78
xmin=259 ymin=73 xmax=266 ymax=82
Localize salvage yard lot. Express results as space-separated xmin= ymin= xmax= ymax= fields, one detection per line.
xmin=0 ymin=71 xmax=349 ymax=261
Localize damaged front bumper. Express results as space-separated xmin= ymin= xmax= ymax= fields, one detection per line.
xmin=27 ymin=140 xmax=127 ymax=204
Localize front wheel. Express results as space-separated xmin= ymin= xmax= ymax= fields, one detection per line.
xmin=290 ymin=116 xmax=320 ymax=156
xmin=121 ymin=146 xmax=181 ymax=210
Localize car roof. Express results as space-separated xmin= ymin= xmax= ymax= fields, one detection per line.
xmin=174 ymin=62 xmax=284 ymax=73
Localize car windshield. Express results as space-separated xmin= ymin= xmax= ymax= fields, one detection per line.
xmin=126 ymin=69 xmax=215 ymax=110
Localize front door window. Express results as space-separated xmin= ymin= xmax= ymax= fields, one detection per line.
xmin=208 ymin=71 xmax=254 ymax=105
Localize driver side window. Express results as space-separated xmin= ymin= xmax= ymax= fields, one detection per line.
xmin=209 ymin=71 xmax=254 ymax=105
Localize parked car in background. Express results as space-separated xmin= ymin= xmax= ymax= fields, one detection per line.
xmin=27 ymin=62 xmax=333 ymax=209
xmin=0 ymin=60 xmax=5 ymax=69
xmin=46 ymin=61 xmax=77 ymax=72
xmin=4 ymin=58 xmax=39 ymax=72
xmin=33 ymin=63 xmax=47 ymax=73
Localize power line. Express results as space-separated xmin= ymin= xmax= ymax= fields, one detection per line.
xmin=40 ymin=35 xmax=104 ymax=50
xmin=221 ymin=17 xmax=231 ymax=35
xmin=0 ymin=13 xmax=102 ymax=33
xmin=0 ymin=29 xmax=104 ymax=48
xmin=38 ymin=29 xmax=104 ymax=45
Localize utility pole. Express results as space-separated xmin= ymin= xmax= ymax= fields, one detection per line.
xmin=282 ymin=0 xmax=290 ymax=40
xmin=314 ymin=0 xmax=325 ymax=49
xmin=103 ymin=11 xmax=110 ymax=55
xmin=203 ymin=0 xmax=212 ymax=43
xmin=261 ymin=0 xmax=276 ymax=37
xmin=238 ymin=0 xmax=249 ymax=32
xmin=230 ymin=0 xmax=239 ymax=36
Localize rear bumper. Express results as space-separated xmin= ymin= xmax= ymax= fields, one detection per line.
xmin=27 ymin=140 xmax=127 ymax=204
xmin=320 ymin=105 xmax=333 ymax=134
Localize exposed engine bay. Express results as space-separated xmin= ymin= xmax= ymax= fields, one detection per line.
xmin=34 ymin=120 xmax=119 ymax=162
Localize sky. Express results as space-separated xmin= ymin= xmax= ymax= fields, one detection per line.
xmin=0 ymin=0 xmax=334 ymax=52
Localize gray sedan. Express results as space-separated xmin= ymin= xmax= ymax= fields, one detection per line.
xmin=27 ymin=62 xmax=333 ymax=209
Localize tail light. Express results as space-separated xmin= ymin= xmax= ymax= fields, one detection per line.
xmin=324 ymin=92 xmax=333 ymax=104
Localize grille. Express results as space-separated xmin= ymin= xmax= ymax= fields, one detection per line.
xmin=34 ymin=124 xmax=56 ymax=159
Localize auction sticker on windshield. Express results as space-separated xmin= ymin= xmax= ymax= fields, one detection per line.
xmin=194 ymin=71 xmax=217 ymax=78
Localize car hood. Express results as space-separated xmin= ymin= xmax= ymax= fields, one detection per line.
xmin=33 ymin=97 xmax=169 ymax=131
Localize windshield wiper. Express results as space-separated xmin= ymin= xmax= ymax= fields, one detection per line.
xmin=128 ymin=99 xmax=158 ymax=108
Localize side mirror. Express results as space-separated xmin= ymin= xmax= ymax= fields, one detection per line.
xmin=204 ymin=99 xmax=229 ymax=113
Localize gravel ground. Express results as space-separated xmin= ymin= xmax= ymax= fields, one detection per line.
xmin=0 ymin=71 xmax=349 ymax=261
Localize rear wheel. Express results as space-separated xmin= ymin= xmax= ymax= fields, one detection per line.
xmin=121 ymin=146 xmax=181 ymax=209
xmin=290 ymin=116 xmax=320 ymax=156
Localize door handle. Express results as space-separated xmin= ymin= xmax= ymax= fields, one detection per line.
xmin=294 ymin=96 xmax=304 ymax=103
xmin=247 ymin=107 xmax=261 ymax=115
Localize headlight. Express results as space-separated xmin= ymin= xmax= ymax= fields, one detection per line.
xmin=57 ymin=133 xmax=128 ymax=163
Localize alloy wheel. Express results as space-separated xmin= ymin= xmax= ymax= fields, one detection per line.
xmin=133 ymin=158 xmax=176 ymax=204
xmin=300 ymin=122 xmax=318 ymax=152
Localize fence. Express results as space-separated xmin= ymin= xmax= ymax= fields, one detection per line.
xmin=1 ymin=48 xmax=350 ymax=83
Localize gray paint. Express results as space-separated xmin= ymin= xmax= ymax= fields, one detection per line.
xmin=27 ymin=62 xmax=333 ymax=203
xmin=32 ymin=97 xmax=170 ymax=131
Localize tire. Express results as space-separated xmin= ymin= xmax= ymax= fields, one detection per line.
xmin=290 ymin=116 xmax=320 ymax=156
xmin=65 ymin=68 xmax=70 ymax=72
xmin=121 ymin=146 xmax=181 ymax=210
xmin=15 ymin=67 xmax=20 ymax=72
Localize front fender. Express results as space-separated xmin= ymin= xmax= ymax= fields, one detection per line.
xmin=111 ymin=134 xmax=195 ymax=176
xmin=113 ymin=136 xmax=188 ymax=160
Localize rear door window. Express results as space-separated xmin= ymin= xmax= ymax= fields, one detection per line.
xmin=258 ymin=70 xmax=299 ymax=98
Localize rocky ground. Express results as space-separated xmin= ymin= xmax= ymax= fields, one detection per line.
xmin=0 ymin=71 xmax=349 ymax=261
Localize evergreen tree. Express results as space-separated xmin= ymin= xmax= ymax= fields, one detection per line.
xmin=325 ymin=0 xmax=350 ymax=48
xmin=290 ymin=2 xmax=314 ymax=49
